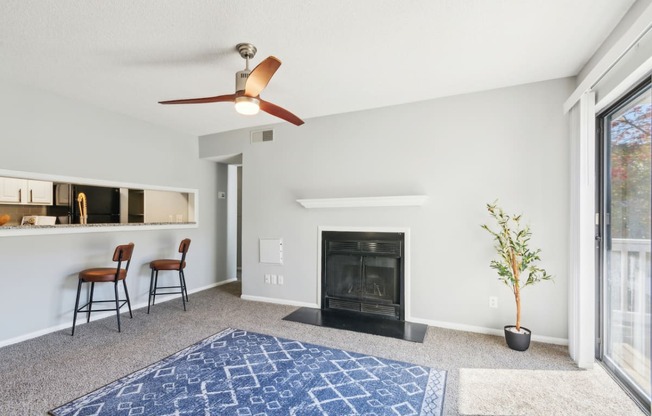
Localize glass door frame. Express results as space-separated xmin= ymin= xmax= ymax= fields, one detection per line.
xmin=595 ymin=75 xmax=651 ymax=411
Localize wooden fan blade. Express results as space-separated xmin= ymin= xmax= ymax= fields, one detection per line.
xmin=259 ymin=99 xmax=304 ymax=126
xmin=159 ymin=94 xmax=236 ymax=104
xmin=245 ymin=56 xmax=282 ymax=97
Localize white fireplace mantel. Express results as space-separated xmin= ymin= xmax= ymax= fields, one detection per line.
xmin=296 ymin=195 xmax=427 ymax=209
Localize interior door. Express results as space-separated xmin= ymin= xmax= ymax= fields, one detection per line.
xmin=597 ymin=78 xmax=651 ymax=409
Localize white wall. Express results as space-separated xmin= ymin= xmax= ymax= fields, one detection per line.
xmin=200 ymin=77 xmax=573 ymax=341
xmin=0 ymin=79 xmax=227 ymax=344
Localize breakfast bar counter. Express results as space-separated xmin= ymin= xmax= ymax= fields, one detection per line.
xmin=0 ymin=222 xmax=197 ymax=237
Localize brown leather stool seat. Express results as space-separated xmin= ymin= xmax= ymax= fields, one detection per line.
xmin=79 ymin=268 xmax=128 ymax=282
xmin=148 ymin=239 xmax=190 ymax=313
xmin=72 ymin=243 xmax=135 ymax=335
xmin=149 ymin=259 xmax=186 ymax=271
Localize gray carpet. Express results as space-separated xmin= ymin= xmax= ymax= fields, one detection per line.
xmin=458 ymin=367 xmax=644 ymax=415
xmin=0 ymin=281 xmax=643 ymax=415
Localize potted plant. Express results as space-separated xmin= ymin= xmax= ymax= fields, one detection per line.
xmin=481 ymin=201 xmax=552 ymax=351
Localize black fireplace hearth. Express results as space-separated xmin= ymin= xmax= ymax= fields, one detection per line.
xmin=282 ymin=307 xmax=427 ymax=342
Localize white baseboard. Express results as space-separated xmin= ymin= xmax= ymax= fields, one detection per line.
xmin=408 ymin=316 xmax=568 ymax=346
xmin=240 ymin=295 xmax=568 ymax=346
xmin=238 ymin=294 xmax=568 ymax=346
xmin=201 ymin=278 xmax=238 ymax=289
xmin=0 ymin=278 xmax=237 ymax=348
xmin=1 ymin=278 xmax=568 ymax=349
xmin=240 ymin=294 xmax=318 ymax=309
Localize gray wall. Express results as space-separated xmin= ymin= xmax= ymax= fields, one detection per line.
xmin=0 ymin=79 xmax=226 ymax=344
xmin=200 ymin=78 xmax=573 ymax=341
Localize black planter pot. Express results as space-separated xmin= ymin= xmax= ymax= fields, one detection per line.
xmin=504 ymin=325 xmax=531 ymax=351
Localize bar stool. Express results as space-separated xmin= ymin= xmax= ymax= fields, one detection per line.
xmin=148 ymin=238 xmax=191 ymax=313
xmin=71 ymin=243 xmax=135 ymax=335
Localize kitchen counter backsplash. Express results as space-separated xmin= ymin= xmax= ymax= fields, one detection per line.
xmin=0 ymin=205 xmax=48 ymax=225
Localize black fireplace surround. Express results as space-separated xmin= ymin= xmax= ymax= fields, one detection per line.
xmin=322 ymin=231 xmax=404 ymax=320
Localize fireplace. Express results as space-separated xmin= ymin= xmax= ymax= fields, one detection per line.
xmin=283 ymin=228 xmax=426 ymax=342
xmin=321 ymin=231 xmax=404 ymax=320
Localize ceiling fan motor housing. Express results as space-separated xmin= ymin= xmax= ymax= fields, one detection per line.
xmin=235 ymin=70 xmax=250 ymax=93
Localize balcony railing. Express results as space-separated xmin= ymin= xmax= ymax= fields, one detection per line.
xmin=609 ymin=238 xmax=651 ymax=394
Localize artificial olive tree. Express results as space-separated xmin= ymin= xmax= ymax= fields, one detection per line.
xmin=481 ymin=201 xmax=552 ymax=332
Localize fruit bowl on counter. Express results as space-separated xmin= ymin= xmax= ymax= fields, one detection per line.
xmin=0 ymin=214 xmax=10 ymax=226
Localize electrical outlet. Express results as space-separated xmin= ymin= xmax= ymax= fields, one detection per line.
xmin=278 ymin=275 xmax=284 ymax=285
xmin=264 ymin=274 xmax=271 ymax=284
xmin=271 ymin=274 xmax=278 ymax=284
xmin=489 ymin=296 xmax=498 ymax=309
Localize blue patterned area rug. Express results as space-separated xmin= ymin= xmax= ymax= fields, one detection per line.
xmin=50 ymin=328 xmax=446 ymax=415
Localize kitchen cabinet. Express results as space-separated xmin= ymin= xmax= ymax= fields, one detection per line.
xmin=27 ymin=180 xmax=53 ymax=204
xmin=0 ymin=178 xmax=23 ymax=203
xmin=0 ymin=178 xmax=53 ymax=205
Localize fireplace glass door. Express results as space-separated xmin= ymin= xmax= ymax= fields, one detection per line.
xmin=325 ymin=255 xmax=399 ymax=306
xmin=322 ymin=231 xmax=404 ymax=319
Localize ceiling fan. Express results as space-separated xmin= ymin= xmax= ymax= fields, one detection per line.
xmin=159 ymin=43 xmax=304 ymax=126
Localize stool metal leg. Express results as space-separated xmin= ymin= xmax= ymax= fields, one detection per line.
xmin=181 ymin=269 xmax=189 ymax=302
xmin=114 ymin=281 xmax=121 ymax=332
xmin=152 ymin=270 xmax=159 ymax=306
xmin=179 ymin=271 xmax=187 ymax=311
xmin=71 ymin=279 xmax=83 ymax=336
xmin=123 ymin=280 xmax=133 ymax=318
xmin=87 ymin=282 xmax=95 ymax=323
xmin=147 ymin=268 xmax=155 ymax=314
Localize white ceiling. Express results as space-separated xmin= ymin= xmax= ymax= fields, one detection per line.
xmin=0 ymin=1 xmax=636 ymax=136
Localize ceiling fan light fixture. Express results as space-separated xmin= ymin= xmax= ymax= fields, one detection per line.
xmin=234 ymin=96 xmax=260 ymax=115
xmin=159 ymin=43 xmax=303 ymax=125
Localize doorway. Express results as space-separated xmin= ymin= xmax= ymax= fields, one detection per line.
xmin=237 ymin=165 xmax=242 ymax=279
xmin=225 ymin=161 xmax=242 ymax=282
xmin=597 ymin=77 xmax=651 ymax=410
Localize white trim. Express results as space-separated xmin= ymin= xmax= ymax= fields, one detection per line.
xmin=240 ymin=294 xmax=318 ymax=309
xmin=296 ymin=195 xmax=427 ymax=209
xmin=595 ymin=55 xmax=652 ymax=113
xmin=563 ymin=2 xmax=652 ymax=113
xmin=567 ymin=92 xmax=597 ymax=369
xmin=408 ymin=316 xmax=568 ymax=346
xmin=316 ymin=226 xmax=412 ymax=321
xmin=206 ymin=278 xmax=238 ymax=289
xmin=0 ymin=279 xmax=235 ymax=348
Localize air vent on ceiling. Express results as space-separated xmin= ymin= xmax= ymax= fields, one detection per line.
xmin=251 ymin=129 xmax=274 ymax=144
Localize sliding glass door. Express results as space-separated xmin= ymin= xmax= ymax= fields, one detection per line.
xmin=598 ymin=78 xmax=651 ymax=409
